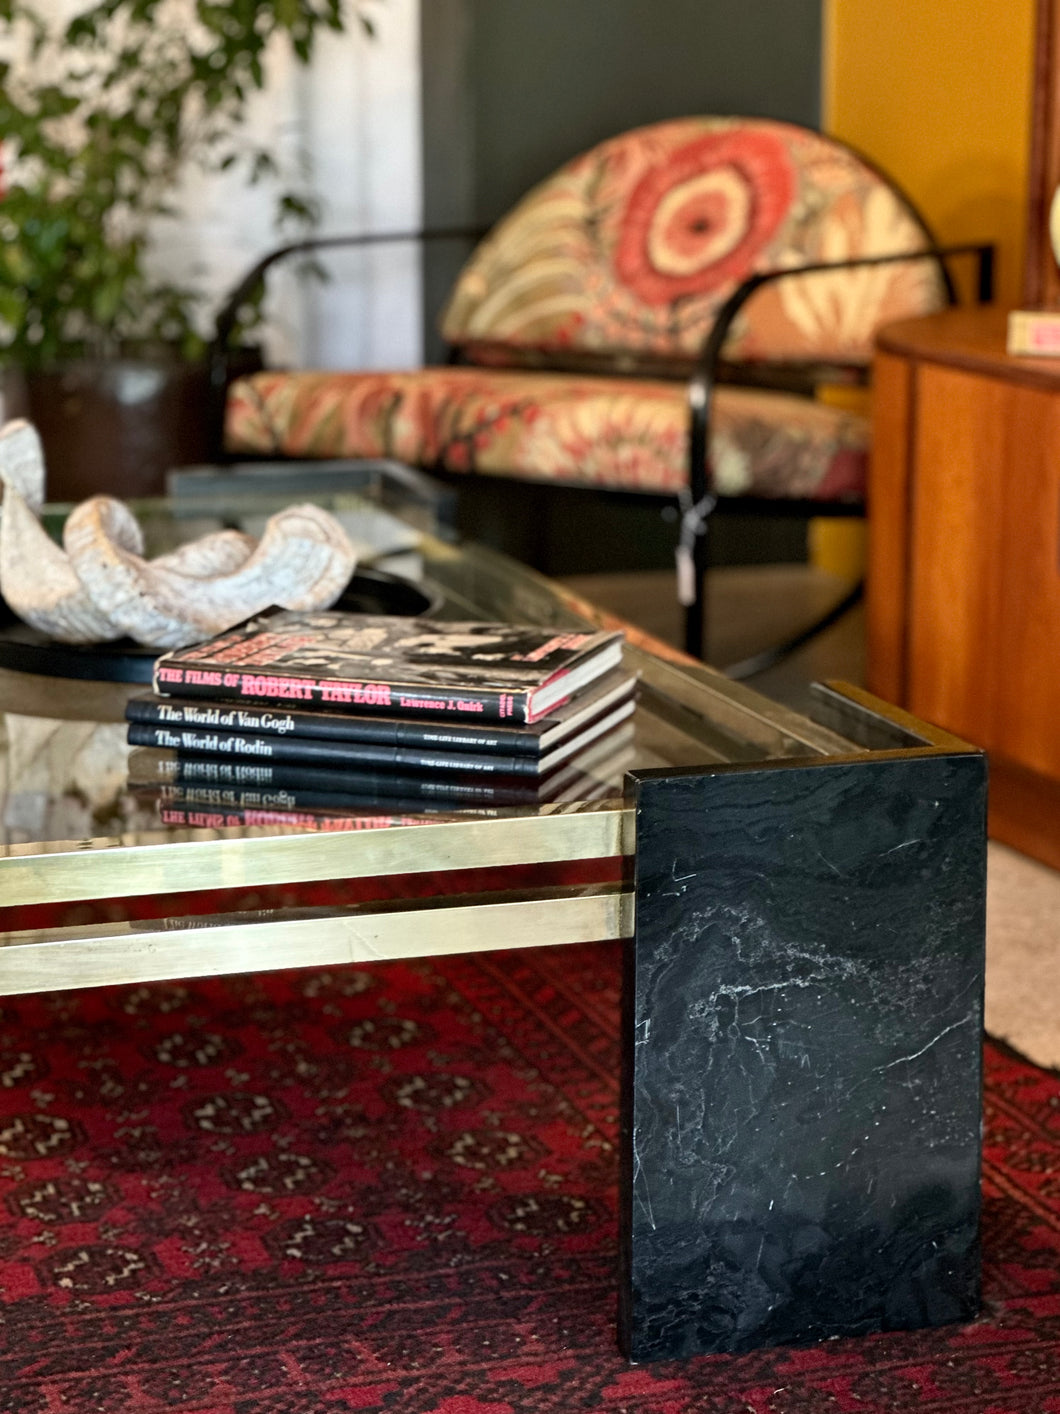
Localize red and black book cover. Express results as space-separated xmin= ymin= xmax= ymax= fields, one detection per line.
xmin=152 ymin=611 xmax=624 ymax=724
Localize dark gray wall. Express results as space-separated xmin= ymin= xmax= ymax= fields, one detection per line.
xmin=421 ymin=0 xmax=823 ymax=345
xmin=419 ymin=0 xmax=823 ymax=572
xmin=465 ymin=0 xmax=821 ymax=225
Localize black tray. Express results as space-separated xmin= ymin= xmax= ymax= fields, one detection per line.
xmin=0 ymin=567 xmax=440 ymax=684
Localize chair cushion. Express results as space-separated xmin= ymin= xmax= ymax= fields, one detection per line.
xmin=440 ymin=117 xmax=948 ymax=370
xmin=226 ymin=367 xmax=867 ymax=502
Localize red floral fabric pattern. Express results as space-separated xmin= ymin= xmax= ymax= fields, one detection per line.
xmin=615 ymin=128 xmax=796 ymax=305
xmin=226 ymin=366 xmax=867 ymax=501
xmin=441 ymin=117 xmax=947 ymax=366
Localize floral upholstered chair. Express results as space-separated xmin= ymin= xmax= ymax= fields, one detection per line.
xmin=221 ymin=117 xmax=990 ymax=659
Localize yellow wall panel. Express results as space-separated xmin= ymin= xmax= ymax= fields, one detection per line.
xmin=823 ymin=0 xmax=1036 ymax=306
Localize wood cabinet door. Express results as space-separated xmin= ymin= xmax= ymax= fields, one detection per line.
xmin=990 ymin=378 xmax=1060 ymax=778
xmin=907 ymin=363 xmax=1060 ymax=778
xmin=867 ymin=351 xmax=914 ymax=705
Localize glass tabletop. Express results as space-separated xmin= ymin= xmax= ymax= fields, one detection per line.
xmin=0 ymin=481 xmax=859 ymax=864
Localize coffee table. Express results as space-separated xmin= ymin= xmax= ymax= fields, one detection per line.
xmin=0 ymin=493 xmax=987 ymax=1362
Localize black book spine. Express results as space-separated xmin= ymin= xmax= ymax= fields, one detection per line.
xmin=126 ymin=723 xmax=539 ymax=776
xmin=125 ymin=696 xmax=540 ymax=755
xmin=153 ymin=662 xmax=531 ymax=724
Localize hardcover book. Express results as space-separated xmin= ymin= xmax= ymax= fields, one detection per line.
xmin=126 ymin=669 xmax=637 ymax=758
xmin=125 ymin=690 xmax=635 ymax=778
xmin=153 ymin=610 xmax=624 ymax=724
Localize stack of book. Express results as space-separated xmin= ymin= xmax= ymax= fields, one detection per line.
xmin=126 ymin=608 xmax=637 ymax=826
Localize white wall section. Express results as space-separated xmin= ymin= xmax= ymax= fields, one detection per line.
xmin=149 ymin=0 xmax=423 ymax=371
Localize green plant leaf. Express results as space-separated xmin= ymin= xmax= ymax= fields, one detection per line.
xmin=0 ymin=0 xmax=380 ymax=368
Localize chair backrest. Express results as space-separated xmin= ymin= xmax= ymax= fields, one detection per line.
xmin=441 ymin=117 xmax=949 ymax=372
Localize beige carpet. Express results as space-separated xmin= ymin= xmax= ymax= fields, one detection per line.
xmin=987 ymin=841 xmax=1060 ymax=1070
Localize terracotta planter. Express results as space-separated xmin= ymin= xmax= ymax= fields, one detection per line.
xmin=2 ymin=349 xmax=261 ymax=504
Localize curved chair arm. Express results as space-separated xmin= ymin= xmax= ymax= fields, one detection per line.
xmin=679 ymin=241 xmax=995 ymax=656
xmin=689 ymin=241 xmax=994 ymax=506
xmin=205 ymin=226 xmax=489 ymax=460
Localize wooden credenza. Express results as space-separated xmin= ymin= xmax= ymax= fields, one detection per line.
xmin=870 ymin=305 xmax=1060 ymax=870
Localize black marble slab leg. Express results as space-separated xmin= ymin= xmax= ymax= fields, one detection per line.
xmin=618 ymin=752 xmax=987 ymax=1362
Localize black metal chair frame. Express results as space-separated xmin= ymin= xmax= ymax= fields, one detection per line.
xmin=207 ymin=230 xmax=994 ymax=668
xmin=682 ymin=241 xmax=995 ymax=662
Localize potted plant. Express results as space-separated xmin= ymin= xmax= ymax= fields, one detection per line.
xmin=0 ymin=0 xmax=374 ymax=502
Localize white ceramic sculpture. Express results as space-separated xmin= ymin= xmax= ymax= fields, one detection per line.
xmin=0 ymin=419 xmax=357 ymax=649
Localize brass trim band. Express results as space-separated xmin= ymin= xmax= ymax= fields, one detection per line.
xmin=0 ymin=887 xmax=635 ymax=995
xmin=0 ymin=804 xmax=635 ymax=907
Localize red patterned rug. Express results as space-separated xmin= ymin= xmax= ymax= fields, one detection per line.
xmin=0 ymin=933 xmax=1058 ymax=1413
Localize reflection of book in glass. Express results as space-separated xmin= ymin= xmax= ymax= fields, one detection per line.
xmin=127 ymin=721 xmax=635 ymax=808
xmin=153 ymin=610 xmax=624 ymax=724
xmin=151 ymin=802 xmax=445 ymax=832
xmin=127 ymin=678 xmax=636 ymax=778
xmin=127 ymin=669 xmax=637 ymax=767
